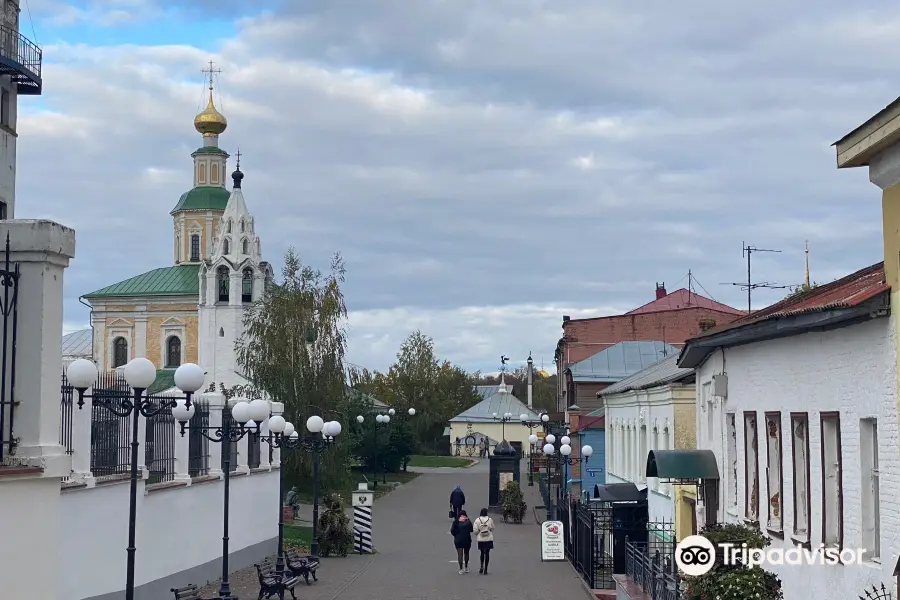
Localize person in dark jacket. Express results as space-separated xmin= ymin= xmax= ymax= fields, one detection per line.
xmin=450 ymin=510 xmax=474 ymax=573
xmin=448 ymin=485 xmax=465 ymax=533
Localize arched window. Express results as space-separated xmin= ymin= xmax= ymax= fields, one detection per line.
xmin=242 ymin=268 xmax=253 ymax=302
xmin=190 ymin=234 xmax=200 ymax=262
xmin=226 ymin=219 xmax=232 ymax=234
xmin=240 ymin=219 xmax=245 ymax=233
xmin=198 ymin=163 xmax=207 ymax=184
xmin=217 ymin=266 xmax=230 ymax=302
xmin=211 ymin=163 xmax=219 ymax=184
xmin=113 ymin=337 xmax=128 ymax=368
xmin=242 ymin=238 xmax=249 ymax=254
xmin=166 ymin=336 xmax=182 ymax=368
xmin=223 ymin=239 xmax=230 ymax=255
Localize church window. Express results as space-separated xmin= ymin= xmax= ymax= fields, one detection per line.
xmin=112 ymin=337 xmax=128 ymax=368
xmin=223 ymin=239 xmax=230 ymax=255
xmin=217 ymin=266 xmax=230 ymax=302
xmin=219 ymin=327 xmax=225 ymax=337
xmin=190 ymin=234 xmax=200 ymax=261
xmin=240 ymin=219 xmax=245 ymax=232
xmin=211 ymin=163 xmax=219 ymax=184
xmin=166 ymin=336 xmax=182 ymax=368
xmin=242 ymin=269 xmax=253 ymax=302
xmin=226 ymin=220 xmax=232 ymax=234
xmin=198 ymin=163 xmax=207 ymax=184
xmin=242 ymin=238 xmax=249 ymax=255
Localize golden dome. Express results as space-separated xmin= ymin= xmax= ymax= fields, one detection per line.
xmin=194 ymin=92 xmax=227 ymax=135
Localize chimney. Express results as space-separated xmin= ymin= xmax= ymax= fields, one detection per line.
xmin=656 ymin=282 xmax=667 ymax=300
xmin=562 ymin=315 xmax=570 ymax=322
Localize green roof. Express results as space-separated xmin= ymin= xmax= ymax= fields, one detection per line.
xmin=148 ymin=370 xmax=176 ymax=395
xmin=192 ymin=146 xmax=229 ymax=156
xmin=171 ymin=186 xmax=231 ymax=214
xmin=84 ymin=265 xmax=200 ymax=299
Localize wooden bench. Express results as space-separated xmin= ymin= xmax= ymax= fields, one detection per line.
xmin=171 ymin=584 xmax=210 ymax=599
xmin=285 ymin=550 xmax=319 ymax=585
xmin=255 ymin=560 xmax=300 ymax=600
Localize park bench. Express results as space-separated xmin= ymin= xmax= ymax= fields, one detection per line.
xmin=285 ymin=550 xmax=319 ymax=585
xmin=255 ymin=560 xmax=300 ymax=600
xmin=170 ymin=584 xmax=212 ymax=599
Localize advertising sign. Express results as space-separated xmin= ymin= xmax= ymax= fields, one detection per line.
xmin=541 ymin=520 xmax=565 ymax=561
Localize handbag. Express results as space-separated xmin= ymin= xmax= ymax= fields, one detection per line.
xmin=449 ymin=509 xmax=455 ymax=519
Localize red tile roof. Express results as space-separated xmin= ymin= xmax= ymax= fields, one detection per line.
xmin=626 ymin=288 xmax=744 ymax=316
xmin=695 ymin=262 xmax=888 ymax=338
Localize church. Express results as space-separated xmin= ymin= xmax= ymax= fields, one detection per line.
xmin=65 ymin=72 xmax=272 ymax=391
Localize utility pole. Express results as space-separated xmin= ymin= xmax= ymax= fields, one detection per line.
xmin=721 ymin=242 xmax=792 ymax=313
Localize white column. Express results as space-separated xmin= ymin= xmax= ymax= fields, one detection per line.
xmin=173 ymin=395 xmax=191 ymax=483
xmin=134 ymin=315 xmax=148 ymax=360
xmin=206 ymin=392 xmax=224 ymax=477
xmin=270 ymin=401 xmax=283 ymax=468
xmin=258 ymin=403 xmax=271 ymax=470
xmin=235 ymin=420 xmax=250 ymax=474
xmin=70 ymin=391 xmax=95 ymax=487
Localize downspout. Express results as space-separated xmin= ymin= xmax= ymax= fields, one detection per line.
xmin=78 ymin=296 xmax=95 ymax=362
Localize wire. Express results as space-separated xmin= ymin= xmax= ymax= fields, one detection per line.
xmin=22 ymin=0 xmax=38 ymax=45
xmin=692 ymin=275 xmax=720 ymax=303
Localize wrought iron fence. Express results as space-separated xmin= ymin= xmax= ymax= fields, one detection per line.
xmin=188 ymin=401 xmax=210 ymax=477
xmin=572 ymin=500 xmax=615 ymax=589
xmin=247 ymin=430 xmax=260 ymax=469
xmin=88 ymin=372 xmax=133 ymax=478
xmin=145 ymin=398 xmax=176 ymax=484
xmin=558 ymin=497 xmax=576 ymax=559
xmin=625 ymin=533 xmax=680 ymax=600
xmin=0 ymin=233 xmax=19 ymax=464
xmin=59 ymin=371 xmax=75 ymax=455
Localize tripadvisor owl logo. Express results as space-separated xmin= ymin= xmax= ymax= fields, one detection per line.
xmin=675 ymin=534 xmax=866 ymax=576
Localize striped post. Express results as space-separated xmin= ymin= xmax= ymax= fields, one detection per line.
xmin=351 ymin=482 xmax=374 ymax=554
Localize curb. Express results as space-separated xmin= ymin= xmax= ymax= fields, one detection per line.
xmin=462 ymin=459 xmax=480 ymax=468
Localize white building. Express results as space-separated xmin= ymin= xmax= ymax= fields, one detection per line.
xmin=677 ymin=262 xmax=900 ymax=599
xmin=602 ymin=354 xmax=697 ymax=541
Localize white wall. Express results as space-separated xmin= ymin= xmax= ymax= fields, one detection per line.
xmin=695 ymin=316 xmax=899 ymax=599
xmin=605 ymin=387 xmax=675 ymax=525
xmin=59 ymin=470 xmax=278 ymax=600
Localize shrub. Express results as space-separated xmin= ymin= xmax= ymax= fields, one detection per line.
xmin=500 ymin=480 xmax=527 ymax=524
xmin=316 ymin=493 xmax=353 ymax=557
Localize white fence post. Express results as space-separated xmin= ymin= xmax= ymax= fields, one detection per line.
xmin=69 ymin=389 xmax=94 ymax=486
xmin=206 ymin=392 xmax=225 ymax=478
xmin=172 ymin=392 xmax=191 ymax=483
xmin=270 ymin=402 xmax=283 ymax=469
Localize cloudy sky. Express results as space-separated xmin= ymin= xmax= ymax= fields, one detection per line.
xmin=18 ymin=0 xmax=893 ymax=372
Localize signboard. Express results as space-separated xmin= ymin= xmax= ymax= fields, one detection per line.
xmin=540 ymin=520 xmax=565 ymax=561
xmin=352 ymin=492 xmax=374 ymax=507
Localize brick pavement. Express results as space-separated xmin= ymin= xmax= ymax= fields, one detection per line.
xmin=201 ymin=461 xmax=589 ymax=599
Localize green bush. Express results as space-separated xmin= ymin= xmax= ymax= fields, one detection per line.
xmin=500 ymin=481 xmax=527 ymax=524
xmin=683 ymin=523 xmax=783 ymax=600
xmin=316 ymin=493 xmax=353 ymax=557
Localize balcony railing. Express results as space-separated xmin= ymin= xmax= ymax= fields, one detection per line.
xmin=0 ymin=24 xmax=41 ymax=95
xmin=625 ymin=541 xmax=682 ymax=600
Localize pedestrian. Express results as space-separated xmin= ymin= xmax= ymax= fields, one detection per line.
xmin=473 ymin=508 xmax=495 ymax=574
xmin=450 ymin=509 xmax=474 ymax=574
xmin=449 ymin=484 xmax=465 ymax=525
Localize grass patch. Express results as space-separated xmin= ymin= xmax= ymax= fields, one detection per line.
xmin=407 ymin=455 xmax=472 ymax=468
xmin=294 ymin=470 xmax=420 ymax=504
xmin=283 ymin=524 xmax=312 ymax=552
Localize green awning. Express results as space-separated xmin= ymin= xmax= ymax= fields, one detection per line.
xmin=645 ymin=450 xmax=719 ymax=480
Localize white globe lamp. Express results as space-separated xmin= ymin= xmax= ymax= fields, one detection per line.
xmin=582 ymin=445 xmax=594 ymax=458
xmin=306 ymin=415 xmax=324 ymax=434
xmin=248 ymin=399 xmax=270 ymax=423
xmin=171 ymin=399 xmax=195 ymax=423
xmin=560 ymin=444 xmax=572 ymax=456
xmin=283 ymin=422 xmax=295 ymax=438
xmin=356 ymin=415 xmax=364 ymax=423
xmin=173 ymin=363 xmax=205 ymax=393
xmin=66 ymin=359 xmax=98 ymax=389
xmin=124 ymin=358 xmax=157 ymax=389
xmin=268 ymin=415 xmax=287 ymax=434
xmin=231 ymin=401 xmax=251 ymax=423
xmin=561 ymin=435 xmax=571 ymax=446
xmin=543 ymin=443 xmax=555 ymax=455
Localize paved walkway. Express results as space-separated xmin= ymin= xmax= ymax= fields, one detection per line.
xmin=201 ymin=461 xmax=588 ymax=599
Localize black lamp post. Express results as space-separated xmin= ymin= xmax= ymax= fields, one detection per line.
xmin=172 ymin=395 xmax=272 ymax=600
xmin=521 ymin=412 xmax=549 ymax=486
xmin=65 ymin=357 xmax=206 ymax=600
xmin=491 ymin=411 xmax=514 ymax=442
xmin=541 ymin=433 xmax=557 ymax=520
xmin=555 ymin=434 xmax=593 ymax=505
xmin=263 ymin=415 xmax=341 ymax=567
xmin=357 ymin=406 xmax=415 ymax=486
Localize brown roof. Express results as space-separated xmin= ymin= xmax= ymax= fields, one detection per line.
xmin=626 ymin=288 xmax=744 ymax=316
xmin=573 ymin=415 xmax=605 ymax=432
xmin=691 ymin=262 xmax=888 ymax=339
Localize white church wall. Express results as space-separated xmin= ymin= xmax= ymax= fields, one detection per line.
xmin=59 ymin=470 xmax=278 ymax=600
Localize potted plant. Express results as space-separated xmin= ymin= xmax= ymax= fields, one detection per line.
xmin=682 ymin=523 xmax=783 ymax=600
xmin=317 ymin=493 xmax=353 ymax=557
xmin=500 ymin=481 xmax=527 ymax=524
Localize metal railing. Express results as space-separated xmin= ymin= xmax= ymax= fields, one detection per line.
xmin=145 ymin=399 xmax=176 ymax=484
xmin=625 ymin=541 xmax=681 ymax=600
xmin=188 ymin=401 xmax=210 ymax=477
xmin=59 ymin=372 xmax=74 ymax=455
xmin=88 ymin=372 xmax=133 ymax=478
xmin=0 ymin=234 xmax=19 ymax=464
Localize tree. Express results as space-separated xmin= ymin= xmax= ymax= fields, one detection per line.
xmin=235 ymin=248 xmax=352 ymax=493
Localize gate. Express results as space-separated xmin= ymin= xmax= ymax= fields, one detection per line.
xmin=572 ymin=501 xmax=614 ymax=589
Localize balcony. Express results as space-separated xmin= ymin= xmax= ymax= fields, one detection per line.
xmin=0 ymin=24 xmax=41 ymax=95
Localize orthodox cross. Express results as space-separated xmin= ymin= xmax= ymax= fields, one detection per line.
xmin=201 ymin=60 xmax=222 ymax=91
xmin=235 ymin=147 xmax=241 ymax=169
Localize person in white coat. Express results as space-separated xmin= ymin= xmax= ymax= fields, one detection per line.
xmin=472 ymin=508 xmax=495 ymax=574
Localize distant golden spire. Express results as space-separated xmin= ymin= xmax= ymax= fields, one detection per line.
xmin=804 ymin=240 xmax=810 ymax=287
xmin=194 ymin=60 xmax=227 ymax=136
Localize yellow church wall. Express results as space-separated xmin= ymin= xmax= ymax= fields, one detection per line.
xmin=675 ymin=486 xmax=697 ymax=542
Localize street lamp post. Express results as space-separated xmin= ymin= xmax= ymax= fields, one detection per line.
xmin=171 ymin=395 xmax=272 ymax=600
xmin=542 ymin=434 xmax=557 ymax=520
xmin=521 ymin=412 xmax=548 ymax=486
xmin=264 ymin=415 xmax=341 ymax=564
xmin=492 ymin=411 xmax=514 ymax=441
xmin=357 ymin=407 xmax=415 ymax=486
xmin=65 ymin=358 xmax=206 ymax=600
xmin=556 ymin=435 xmax=593 ymax=505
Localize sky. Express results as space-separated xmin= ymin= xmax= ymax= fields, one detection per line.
xmin=15 ymin=0 xmax=896 ymax=373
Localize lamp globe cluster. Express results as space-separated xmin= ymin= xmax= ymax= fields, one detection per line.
xmin=267 ymin=414 xmax=342 ymax=440
xmin=66 ymin=357 xmax=206 ymax=395
xmin=528 ymin=433 xmax=539 ymax=445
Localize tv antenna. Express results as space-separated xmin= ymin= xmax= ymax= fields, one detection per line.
xmin=720 ymin=242 xmax=792 ymax=313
